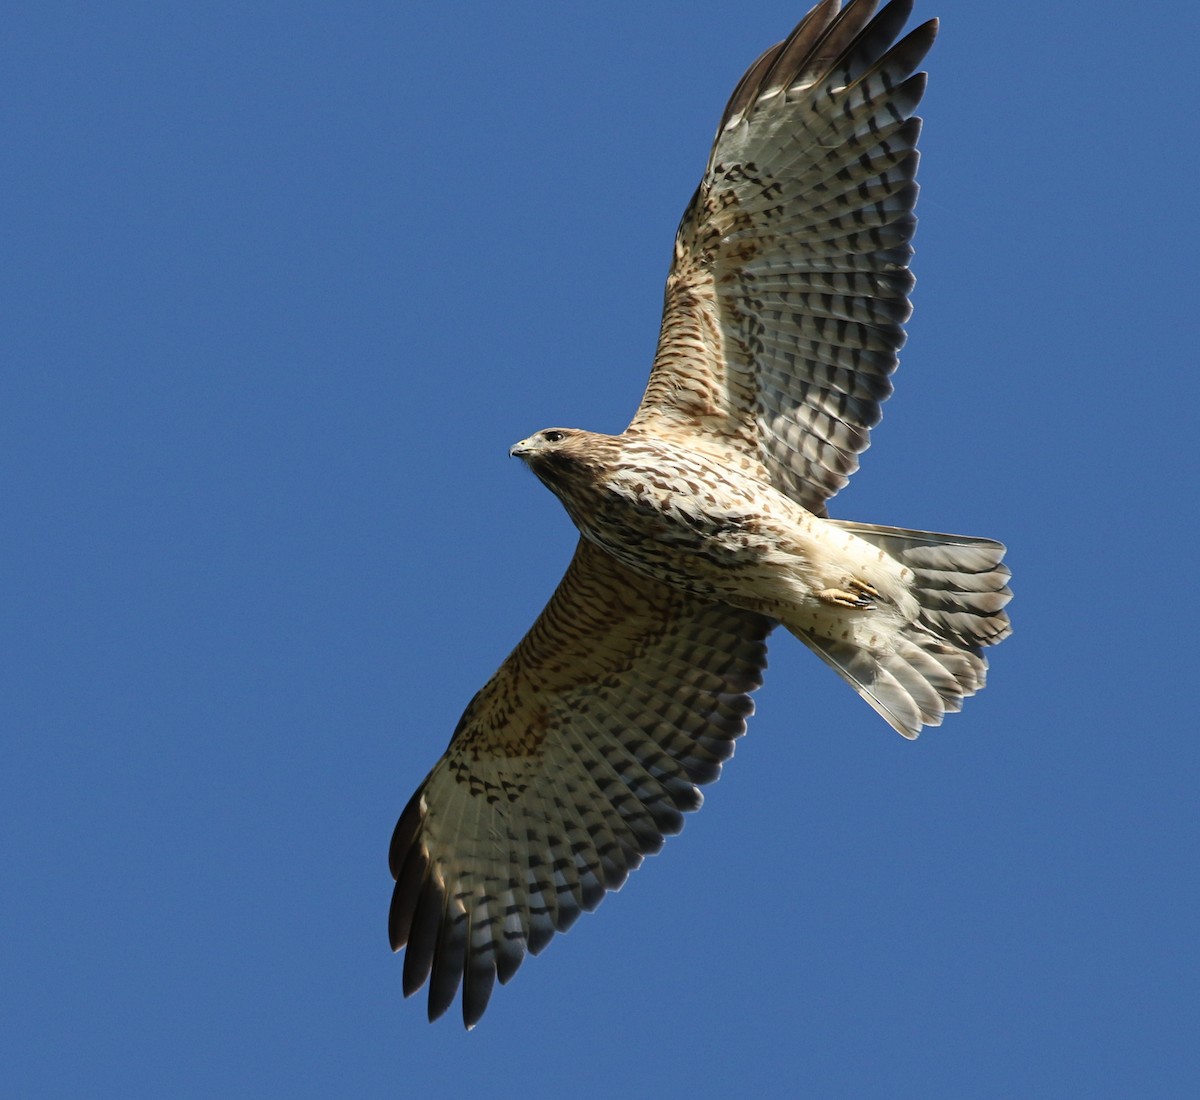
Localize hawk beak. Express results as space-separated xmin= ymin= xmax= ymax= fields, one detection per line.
xmin=509 ymin=438 xmax=533 ymax=458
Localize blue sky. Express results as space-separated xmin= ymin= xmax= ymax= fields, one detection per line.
xmin=6 ymin=1 xmax=1198 ymax=1096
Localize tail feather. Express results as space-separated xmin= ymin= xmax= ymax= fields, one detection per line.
xmin=790 ymin=521 xmax=1011 ymax=738
xmin=834 ymin=520 xmax=1013 ymax=650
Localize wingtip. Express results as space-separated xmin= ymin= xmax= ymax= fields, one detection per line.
xmin=462 ymin=964 xmax=497 ymax=1029
xmin=388 ymin=785 xmax=426 ymax=879
xmin=909 ymin=16 xmax=939 ymax=60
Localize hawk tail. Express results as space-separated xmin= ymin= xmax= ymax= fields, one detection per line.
xmin=791 ymin=522 xmax=1012 ymax=738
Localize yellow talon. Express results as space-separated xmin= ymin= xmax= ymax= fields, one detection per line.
xmin=818 ymin=579 xmax=878 ymax=609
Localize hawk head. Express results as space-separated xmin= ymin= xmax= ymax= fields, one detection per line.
xmin=510 ymin=427 xmax=612 ymax=510
xmin=508 ymin=428 xmax=581 ymax=460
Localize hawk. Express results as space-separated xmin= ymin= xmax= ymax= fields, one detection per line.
xmin=390 ymin=0 xmax=1011 ymax=1028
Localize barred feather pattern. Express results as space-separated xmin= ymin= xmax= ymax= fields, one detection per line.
xmin=631 ymin=0 xmax=936 ymax=515
xmin=390 ymin=0 xmax=1013 ymax=1031
xmin=389 ymin=540 xmax=771 ymax=1028
xmin=796 ymin=520 xmax=1012 ymax=737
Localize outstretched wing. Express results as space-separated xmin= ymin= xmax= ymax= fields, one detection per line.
xmin=389 ymin=540 xmax=772 ymax=1028
xmin=629 ymin=0 xmax=936 ymax=515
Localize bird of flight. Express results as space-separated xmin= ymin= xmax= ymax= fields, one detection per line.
xmin=390 ymin=0 xmax=1011 ymax=1029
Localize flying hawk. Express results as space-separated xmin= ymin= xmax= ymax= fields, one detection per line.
xmin=390 ymin=0 xmax=1011 ymax=1028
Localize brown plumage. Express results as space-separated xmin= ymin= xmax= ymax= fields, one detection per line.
xmin=390 ymin=0 xmax=1011 ymax=1029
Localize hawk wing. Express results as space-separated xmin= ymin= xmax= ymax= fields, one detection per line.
xmin=389 ymin=539 xmax=772 ymax=1028
xmin=629 ymin=0 xmax=936 ymax=515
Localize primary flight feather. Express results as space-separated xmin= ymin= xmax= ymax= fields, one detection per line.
xmin=390 ymin=0 xmax=1011 ymax=1029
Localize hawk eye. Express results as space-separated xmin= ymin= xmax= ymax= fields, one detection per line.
xmin=543 ymin=430 xmax=565 ymax=443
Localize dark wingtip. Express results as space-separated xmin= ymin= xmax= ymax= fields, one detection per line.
xmin=388 ymin=784 xmax=425 ymax=879
xmin=401 ymin=873 xmax=444 ymax=998
xmin=462 ymin=961 xmax=497 ymax=1030
xmin=426 ymin=907 xmax=468 ymax=1022
xmin=388 ymin=811 xmax=431 ymax=951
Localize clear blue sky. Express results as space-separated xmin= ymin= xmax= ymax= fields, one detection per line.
xmin=6 ymin=1 xmax=1197 ymax=1096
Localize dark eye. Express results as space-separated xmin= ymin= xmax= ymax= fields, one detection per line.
xmin=543 ymin=430 xmax=565 ymax=443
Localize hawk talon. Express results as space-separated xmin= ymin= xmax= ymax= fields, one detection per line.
xmin=818 ymin=581 xmax=878 ymax=610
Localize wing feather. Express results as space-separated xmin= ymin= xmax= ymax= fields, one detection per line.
xmin=389 ymin=539 xmax=772 ymax=1028
xmin=629 ymin=0 xmax=936 ymax=515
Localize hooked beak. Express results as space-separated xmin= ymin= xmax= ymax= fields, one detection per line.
xmin=509 ymin=436 xmax=535 ymax=459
